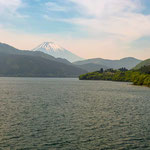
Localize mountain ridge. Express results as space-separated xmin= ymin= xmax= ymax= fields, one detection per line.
xmin=74 ymin=57 xmax=142 ymax=71
xmin=0 ymin=42 xmax=87 ymax=77
xmin=0 ymin=42 xmax=143 ymax=74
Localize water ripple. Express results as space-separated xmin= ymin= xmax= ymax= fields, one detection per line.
xmin=0 ymin=78 xmax=150 ymax=149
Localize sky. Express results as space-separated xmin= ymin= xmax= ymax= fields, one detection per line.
xmin=0 ymin=0 xmax=150 ymax=60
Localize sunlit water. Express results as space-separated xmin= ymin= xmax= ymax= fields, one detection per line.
xmin=0 ymin=78 xmax=150 ymax=150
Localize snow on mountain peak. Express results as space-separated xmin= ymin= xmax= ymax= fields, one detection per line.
xmin=37 ymin=42 xmax=64 ymax=52
xmin=32 ymin=42 xmax=84 ymax=62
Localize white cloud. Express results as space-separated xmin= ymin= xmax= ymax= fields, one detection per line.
xmin=0 ymin=0 xmax=25 ymax=17
xmin=45 ymin=2 xmax=67 ymax=12
xmin=64 ymin=0 xmax=150 ymax=43
xmin=1 ymin=0 xmax=150 ymax=59
xmin=67 ymin=13 xmax=150 ymax=41
xmin=69 ymin=0 xmax=142 ymax=17
xmin=43 ymin=0 xmax=150 ymax=43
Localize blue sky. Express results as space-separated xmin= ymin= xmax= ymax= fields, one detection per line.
xmin=0 ymin=0 xmax=150 ymax=59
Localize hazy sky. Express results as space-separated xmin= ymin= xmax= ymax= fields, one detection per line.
xmin=0 ymin=0 xmax=150 ymax=60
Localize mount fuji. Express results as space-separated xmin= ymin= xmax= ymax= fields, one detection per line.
xmin=32 ymin=42 xmax=84 ymax=62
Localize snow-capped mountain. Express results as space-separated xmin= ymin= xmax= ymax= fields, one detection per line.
xmin=32 ymin=42 xmax=84 ymax=62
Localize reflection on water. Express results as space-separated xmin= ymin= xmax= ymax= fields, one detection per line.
xmin=0 ymin=78 xmax=150 ymax=149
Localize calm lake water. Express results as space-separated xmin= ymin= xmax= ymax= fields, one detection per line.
xmin=0 ymin=78 xmax=150 ymax=150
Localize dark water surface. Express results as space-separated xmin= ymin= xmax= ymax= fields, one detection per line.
xmin=0 ymin=78 xmax=150 ymax=150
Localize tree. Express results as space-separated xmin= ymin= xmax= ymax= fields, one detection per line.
xmin=119 ymin=67 xmax=128 ymax=72
xmin=99 ymin=68 xmax=104 ymax=73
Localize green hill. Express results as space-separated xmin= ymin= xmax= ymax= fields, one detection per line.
xmin=134 ymin=59 xmax=150 ymax=70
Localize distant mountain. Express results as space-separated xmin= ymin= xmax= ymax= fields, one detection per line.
xmin=77 ymin=63 xmax=108 ymax=72
xmin=134 ymin=59 xmax=150 ymax=70
xmin=74 ymin=57 xmax=142 ymax=70
xmin=32 ymin=42 xmax=84 ymax=62
xmin=0 ymin=43 xmax=87 ymax=77
xmin=0 ymin=42 xmax=71 ymax=65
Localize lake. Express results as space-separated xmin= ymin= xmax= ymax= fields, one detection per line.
xmin=0 ymin=78 xmax=150 ymax=150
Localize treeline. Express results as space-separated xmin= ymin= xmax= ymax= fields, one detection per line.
xmin=79 ymin=66 xmax=150 ymax=87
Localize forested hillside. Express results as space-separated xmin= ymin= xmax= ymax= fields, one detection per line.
xmin=79 ymin=66 xmax=150 ymax=87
